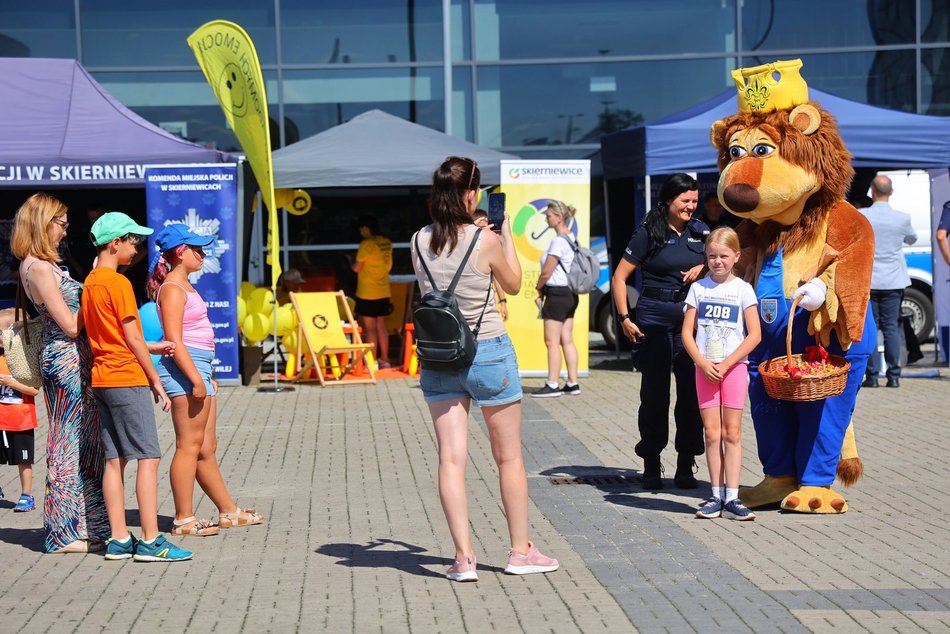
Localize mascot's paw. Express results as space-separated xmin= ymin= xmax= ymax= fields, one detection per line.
xmin=738 ymin=475 xmax=798 ymax=508
xmin=781 ymin=486 xmax=848 ymax=513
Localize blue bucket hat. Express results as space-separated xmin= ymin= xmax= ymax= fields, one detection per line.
xmin=149 ymin=224 xmax=217 ymax=274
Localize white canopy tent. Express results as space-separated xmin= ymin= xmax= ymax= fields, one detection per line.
xmin=272 ymin=109 xmax=517 ymax=188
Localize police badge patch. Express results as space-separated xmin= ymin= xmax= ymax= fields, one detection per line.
xmin=760 ymin=299 xmax=778 ymax=324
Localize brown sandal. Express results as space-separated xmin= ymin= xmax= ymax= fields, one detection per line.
xmin=171 ymin=516 xmax=220 ymax=537
xmin=219 ymin=507 xmax=264 ymax=528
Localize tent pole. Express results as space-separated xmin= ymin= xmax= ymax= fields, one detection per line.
xmin=258 ymin=211 xmax=294 ymax=393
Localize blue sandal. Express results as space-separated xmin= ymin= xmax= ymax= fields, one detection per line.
xmin=14 ymin=494 xmax=35 ymax=512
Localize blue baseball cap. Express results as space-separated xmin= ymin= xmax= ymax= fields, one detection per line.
xmin=154 ymin=223 xmax=216 ymax=252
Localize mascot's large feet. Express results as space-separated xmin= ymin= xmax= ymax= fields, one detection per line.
xmin=738 ymin=475 xmax=798 ymax=508
xmin=781 ymin=486 xmax=848 ymax=513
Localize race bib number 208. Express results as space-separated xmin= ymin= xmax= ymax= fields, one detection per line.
xmin=697 ymin=300 xmax=740 ymax=327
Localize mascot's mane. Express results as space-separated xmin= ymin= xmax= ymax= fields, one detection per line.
xmin=713 ymin=103 xmax=855 ymax=255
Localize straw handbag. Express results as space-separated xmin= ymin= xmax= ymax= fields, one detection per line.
xmin=1 ymin=278 xmax=43 ymax=389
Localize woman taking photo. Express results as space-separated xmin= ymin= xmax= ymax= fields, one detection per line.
xmin=610 ymin=173 xmax=708 ymax=491
xmin=411 ymin=156 xmax=558 ymax=582
xmin=532 ymin=200 xmax=581 ymax=397
xmin=11 ymin=193 xmax=109 ymax=553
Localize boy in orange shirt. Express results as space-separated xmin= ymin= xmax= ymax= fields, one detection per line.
xmin=81 ymin=212 xmax=192 ymax=562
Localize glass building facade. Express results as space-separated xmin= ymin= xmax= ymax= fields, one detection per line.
xmin=3 ymin=0 xmax=948 ymax=155
xmin=2 ymin=0 xmax=949 ymax=275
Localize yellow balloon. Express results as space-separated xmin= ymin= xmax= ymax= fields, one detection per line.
xmin=236 ymin=296 xmax=247 ymax=326
xmin=240 ymin=281 xmax=256 ymax=300
xmin=242 ymin=313 xmax=270 ymax=344
xmin=284 ymin=353 xmax=296 ymax=377
xmin=275 ymin=303 xmax=297 ymax=337
xmin=281 ymin=331 xmax=298 ymax=353
xmin=288 ymin=189 xmax=312 ymax=216
xmin=247 ymin=288 xmax=274 ymax=317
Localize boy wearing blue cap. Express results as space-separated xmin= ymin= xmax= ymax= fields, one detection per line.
xmin=81 ymin=212 xmax=192 ymax=562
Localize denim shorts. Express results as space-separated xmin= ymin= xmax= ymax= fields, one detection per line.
xmin=419 ymin=334 xmax=523 ymax=407
xmin=157 ymin=347 xmax=216 ymax=398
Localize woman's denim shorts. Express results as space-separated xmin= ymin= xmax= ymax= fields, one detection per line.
xmin=158 ymin=346 xmax=217 ymax=398
xmin=419 ymin=334 xmax=523 ymax=407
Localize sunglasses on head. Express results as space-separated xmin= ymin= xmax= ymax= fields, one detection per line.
xmin=121 ymin=233 xmax=145 ymax=246
xmin=447 ymin=156 xmax=478 ymax=190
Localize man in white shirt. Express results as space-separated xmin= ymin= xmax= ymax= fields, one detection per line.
xmin=859 ymin=175 xmax=917 ymax=388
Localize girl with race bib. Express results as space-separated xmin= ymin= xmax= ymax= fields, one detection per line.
xmin=682 ymin=227 xmax=761 ymax=521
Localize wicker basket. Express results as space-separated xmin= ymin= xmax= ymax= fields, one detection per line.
xmin=758 ymin=297 xmax=851 ymax=402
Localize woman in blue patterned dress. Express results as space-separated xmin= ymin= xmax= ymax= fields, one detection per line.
xmin=11 ymin=193 xmax=109 ymax=554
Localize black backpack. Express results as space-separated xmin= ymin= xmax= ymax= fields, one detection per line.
xmin=413 ymin=231 xmax=492 ymax=371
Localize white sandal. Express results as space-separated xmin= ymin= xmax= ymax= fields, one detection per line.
xmin=171 ymin=516 xmax=220 ymax=537
xmin=218 ymin=507 xmax=265 ymax=528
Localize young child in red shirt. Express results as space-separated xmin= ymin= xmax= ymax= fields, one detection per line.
xmin=0 ymin=308 xmax=39 ymax=512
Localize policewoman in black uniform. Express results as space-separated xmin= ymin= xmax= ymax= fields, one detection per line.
xmin=610 ymin=173 xmax=709 ymax=490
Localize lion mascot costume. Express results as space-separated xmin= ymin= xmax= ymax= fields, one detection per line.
xmin=710 ymin=60 xmax=874 ymax=513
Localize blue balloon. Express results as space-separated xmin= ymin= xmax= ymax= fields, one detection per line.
xmin=139 ymin=301 xmax=164 ymax=343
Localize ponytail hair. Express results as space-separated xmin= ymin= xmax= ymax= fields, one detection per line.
xmin=145 ymin=246 xmax=186 ymax=301
xmin=546 ymin=200 xmax=577 ymax=223
xmin=426 ymin=156 xmax=481 ymax=255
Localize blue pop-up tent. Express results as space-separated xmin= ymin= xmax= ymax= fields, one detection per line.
xmin=601 ymin=87 xmax=950 ymax=182
xmin=600 ymin=88 xmax=950 ymax=268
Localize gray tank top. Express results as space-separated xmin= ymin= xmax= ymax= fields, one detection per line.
xmin=411 ymin=224 xmax=505 ymax=340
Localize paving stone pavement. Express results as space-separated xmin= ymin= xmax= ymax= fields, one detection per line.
xmin=1 ymin=350 xmax=949 ymax=633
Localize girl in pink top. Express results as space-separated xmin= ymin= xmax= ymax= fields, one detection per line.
xmin=147 ymin=224 xmax=264 ymax=537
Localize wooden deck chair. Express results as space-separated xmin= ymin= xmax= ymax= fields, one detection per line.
xmin=289 ymin=291 xmax=376 ymax=386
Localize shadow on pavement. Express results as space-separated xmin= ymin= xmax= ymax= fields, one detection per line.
xmin=0 ymin=527 xmax=45 ymax=553
xmin=539 ymin=465 xmax=708 ymax=513
xmin=316 ymin=538 xmax=505 ymax=578
xmin=603 ymin=492 xmax=701 ymax=514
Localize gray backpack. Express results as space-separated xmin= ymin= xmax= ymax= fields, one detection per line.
xmin=556 ymin=234 xmax=599 ymax=294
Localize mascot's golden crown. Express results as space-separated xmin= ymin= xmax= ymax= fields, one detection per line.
xmin=732 ymin=59 xmax=810 ymax=113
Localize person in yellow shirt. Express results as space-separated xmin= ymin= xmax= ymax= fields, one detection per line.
xmin=347 ymin=215 xmax=393 ymax=368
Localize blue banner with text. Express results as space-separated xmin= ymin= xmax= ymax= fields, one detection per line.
xmin=144 ymin=164 xmax=240 ymax=383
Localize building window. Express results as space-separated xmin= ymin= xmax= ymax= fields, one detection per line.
xmin=280 ymin=0 xmax=444 ymax=65
xmin=476 ymin=58 xmax=735 ymax=148
xmin=280 ymin=67 xmax=445 ymax=142
xmin=0 ymin=1 xmax=76 ymax=58
xmin=473 ymin=0 xmax=737 ymax=61
xmin=92 ymin=70 xmax=279 ymax=152
xmin=80 ymin=0 xmax=277 ymax=67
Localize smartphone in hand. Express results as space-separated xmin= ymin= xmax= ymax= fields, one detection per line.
xmin=487 ymin=192 xmax=506 ymax=232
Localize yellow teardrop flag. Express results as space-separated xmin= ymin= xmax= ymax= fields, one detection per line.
xmin=188 ymin=20 xmax=281 ymax=290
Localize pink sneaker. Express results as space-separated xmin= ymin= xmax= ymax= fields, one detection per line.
xmin=446 ymin=554 xmax=478 ymax=582
xmin=504 ymin=541 xmax=559 ymax=575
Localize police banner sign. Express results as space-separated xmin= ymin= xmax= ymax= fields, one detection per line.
xmin=145 ymin=164 xmax=240 ymax=383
